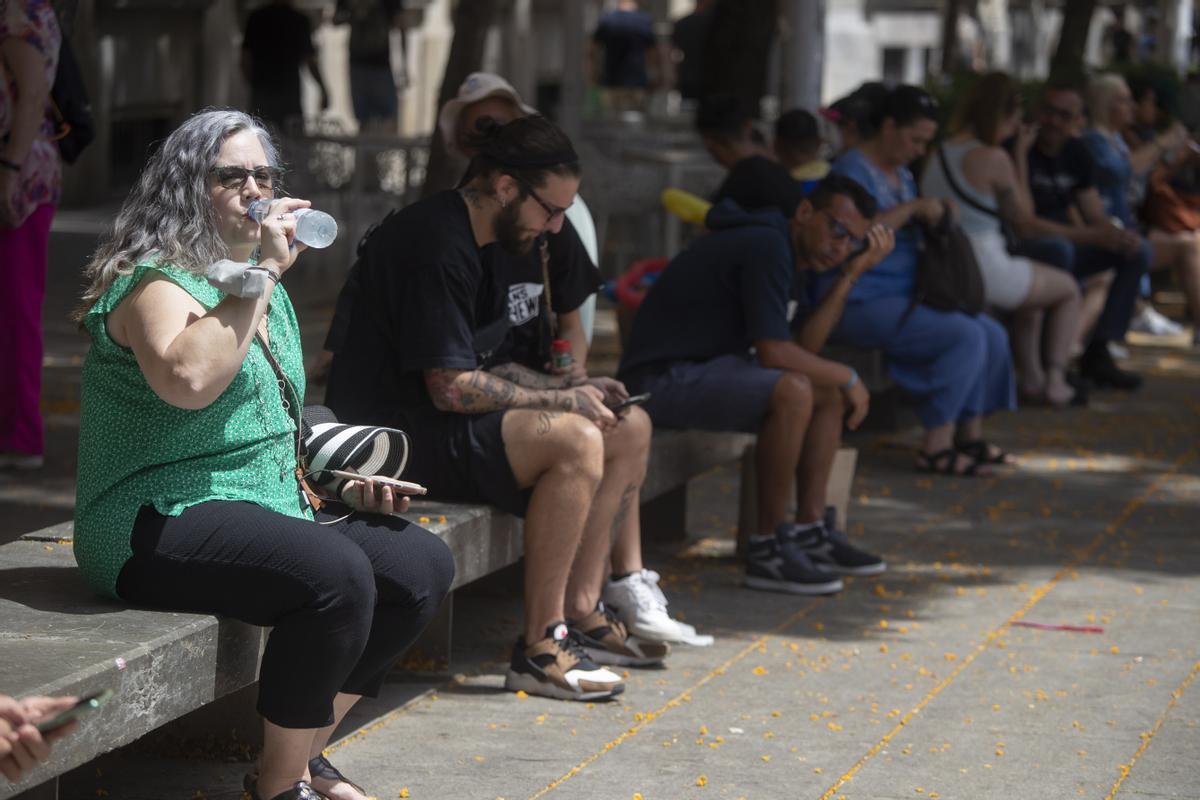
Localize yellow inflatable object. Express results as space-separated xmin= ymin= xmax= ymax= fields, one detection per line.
xmin=661 ymin=188 xmax=712 ymax=226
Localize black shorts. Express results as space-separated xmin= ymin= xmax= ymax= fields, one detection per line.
xmin=398 ymin=410 xmax=531 ymax=517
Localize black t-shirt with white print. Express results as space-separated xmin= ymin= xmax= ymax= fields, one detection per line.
xmin=324 ymin=190 xmax=509 ymax=426
xmin=489 ymin=217 xmax=603 ymax=371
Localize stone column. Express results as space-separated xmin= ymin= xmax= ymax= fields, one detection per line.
xmin=560 ymin=0 xmax=586 ymax=140
xmin=782 ymin=0 xmax=824 ymax=111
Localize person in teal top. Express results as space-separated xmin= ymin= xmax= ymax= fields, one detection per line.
xmin=72 ymin=109 xmax=453 ymax=800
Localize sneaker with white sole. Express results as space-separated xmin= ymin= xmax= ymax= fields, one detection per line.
xmin=569 ymin=602 xmax=670 ymax=667
xmin=791 ymin=516 xmax=887 ymax=577
xmin=744 ymin=527 xmax=843 ymax=595
xmin=1130 ymin=306 xmax=1185 ymax=337
xmin=602 ymin=569 xmax=714 ymax=646
xmin=504 ymin=622 xmax=625 ymax=701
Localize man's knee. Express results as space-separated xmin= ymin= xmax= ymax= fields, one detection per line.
xmin=539 ymin=413 xmax=605 ymax=481
xmin=769 ymin=372 xmax=813 ymax=414
xmin=606 ymin=405 xmax=652 ymax=456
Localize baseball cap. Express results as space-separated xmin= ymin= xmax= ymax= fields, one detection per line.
xmin=438 ymin=72 xmax=538 ymax=152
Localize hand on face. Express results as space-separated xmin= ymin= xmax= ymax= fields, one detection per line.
xmin=845 ymin=223 xmax=895 ymax=279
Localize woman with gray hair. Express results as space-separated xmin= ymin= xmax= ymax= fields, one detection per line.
xmin=71 ymin=108 xmax=454 ymax=800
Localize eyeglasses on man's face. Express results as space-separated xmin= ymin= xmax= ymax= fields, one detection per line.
xmin=823 ymin=210 xmax=864 ymax=251
xmin=518 ymin=179 xmax=571 ymax=224
xmin=210 ymin=165 xmax=285 ymax=191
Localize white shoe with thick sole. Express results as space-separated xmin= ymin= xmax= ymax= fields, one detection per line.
xmin=602 ymin=569 xmax=714 ymax=646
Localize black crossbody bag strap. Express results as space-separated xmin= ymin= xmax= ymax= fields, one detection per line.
xmin=254 ymin=331 xmax=323 ymax=512
xmin=936 ymin=145 xmax=1002 ymax=219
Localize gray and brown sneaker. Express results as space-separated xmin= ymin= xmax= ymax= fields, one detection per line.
xmin=504 ymin=622 xmax=625 ymax=701
xmin=569 ymin=602 xmax=670 ymax=667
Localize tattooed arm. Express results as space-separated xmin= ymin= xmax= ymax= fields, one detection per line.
xmin=488 ymin=361 xmax=579 ymax=389
xmin=425 ymin=367 xmax=616 ymax=428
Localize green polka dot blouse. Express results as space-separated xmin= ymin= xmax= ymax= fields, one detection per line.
xmin=73 ymin=262 xmax=311 ymax=598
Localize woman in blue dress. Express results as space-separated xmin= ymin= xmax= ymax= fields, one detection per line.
xmin=828 ymin=86 xmax=1017 ymax=475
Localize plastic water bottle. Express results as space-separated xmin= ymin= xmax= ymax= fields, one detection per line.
xmin=246 ymin=199 xmax=338 ymax=249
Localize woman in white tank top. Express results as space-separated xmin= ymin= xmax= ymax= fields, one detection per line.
xmin=921 ymin=72 xmax=1082 ymax=407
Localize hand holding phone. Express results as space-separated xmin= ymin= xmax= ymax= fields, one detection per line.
xmin=607 ymin=393 xmax=651 ymax=413
xmin=33 ymin=689 xmax=112 ymax=734
xmin=327 ymin=470 xmax=428 ymax=495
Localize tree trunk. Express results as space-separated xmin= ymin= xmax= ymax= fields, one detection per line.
xmin=939 ymin=0 xmax=964 ymax=74
xmin=1049 ymin=0 xmax=1096 ymax=83
xmin=699 ymin=0 xmax=778 ymax=113
xmin=421 ymin=0 xmax=500 ymax=197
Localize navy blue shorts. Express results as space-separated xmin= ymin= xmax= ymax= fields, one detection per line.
xmin=629 ymin=354 xmax=783 ymax=433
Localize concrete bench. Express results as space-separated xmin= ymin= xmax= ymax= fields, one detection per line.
xmin=1 ymin=429 xmax=789 ymax=799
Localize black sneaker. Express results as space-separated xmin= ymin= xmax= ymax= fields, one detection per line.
xmin=1080 ymin=340 xmax=1142 ymax=390
xmin=743 ymin=528 xmax=843 ymax=595
xmin=504 ymin=622 xmax=625 ymax=701
xmin=805 ymin=511 xmax=887 ymax=576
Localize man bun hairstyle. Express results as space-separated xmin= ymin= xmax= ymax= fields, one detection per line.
xmin=806 ymin=174 xmax=878 ymax=220
xmin=459 ymin=114 xmax=581 ymax=192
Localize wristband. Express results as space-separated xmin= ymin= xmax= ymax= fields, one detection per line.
xmin=0 ymin=158 xmax=20 ymax=173
xmin=840 ymin=368 xmax=859 ymax=392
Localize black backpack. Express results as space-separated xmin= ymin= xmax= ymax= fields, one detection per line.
xmin=914 ymin=210 xmax=986 ymax=316
xmin=48 ymin=34 xmax=95 ymax=164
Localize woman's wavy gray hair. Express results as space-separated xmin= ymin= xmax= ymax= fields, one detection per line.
xmin=74 ymin=108 xmax=281 ymax=323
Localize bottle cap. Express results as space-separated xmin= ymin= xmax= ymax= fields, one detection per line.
xmin=551 ymin=339 xmax=572 ymax=353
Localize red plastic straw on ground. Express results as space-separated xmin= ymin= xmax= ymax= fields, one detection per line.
xmin=1012 ymin=621 xmax=1105 ymax=633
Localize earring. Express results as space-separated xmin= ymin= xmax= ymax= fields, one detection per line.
xmin=499 ymin=197 xmax=507 ymax=209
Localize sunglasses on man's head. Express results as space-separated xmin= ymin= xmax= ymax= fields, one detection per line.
xmin=209 ymin=165 xmax=285 ymax=190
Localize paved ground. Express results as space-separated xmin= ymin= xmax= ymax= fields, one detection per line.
xmin=6 ymin=215 xmax=1200 ymax=799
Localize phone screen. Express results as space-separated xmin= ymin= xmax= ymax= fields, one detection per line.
xmin=608 ymin=393 xmax=651 ymax=412
xmin=35 ymin=689 xmax=113 ymax=733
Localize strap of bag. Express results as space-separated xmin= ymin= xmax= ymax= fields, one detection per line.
xmin=253 ymin=331 xmax=323 ymax=513
xmin=936 ymin=145 xmax=1003 ymax=220
xmin=539 ymin=236 xmax=557 ymax=337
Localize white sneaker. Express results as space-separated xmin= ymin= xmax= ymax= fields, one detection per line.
xmin=1130 ymin=306 xmax=1185 ymax=337
xmin=601 ymin=569 xmax=714 ymax=646
xmin=1107 ymin=341 xmax=1130 ymax=360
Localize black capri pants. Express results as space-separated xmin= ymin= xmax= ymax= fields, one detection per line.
xmin=115 ymin=501 xmax=455 ymax=729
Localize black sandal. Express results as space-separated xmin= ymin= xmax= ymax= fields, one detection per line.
xmin=956 ymin=439 xmax=1016 ymax=466
xmin=244 ymin=773 xmax=326 ymax=800
xmin=308 ymin=754 xmax=368 ymax=797
xmin=916 ymin=447 xmax=984 ymax=476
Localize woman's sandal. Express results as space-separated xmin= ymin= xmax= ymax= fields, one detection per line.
xmin=956 ymin=439 xmax=1017 ymax=466
xmin=308 ymin=754 xmax=369 ymax=798
xmin=916 ymin=447 xmax=987 ymax=476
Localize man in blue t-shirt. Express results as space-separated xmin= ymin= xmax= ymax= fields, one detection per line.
xmin=619 ymin=176 xmax=895 ymax=596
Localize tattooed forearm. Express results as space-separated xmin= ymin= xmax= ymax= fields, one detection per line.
xmin=425 ymin=368 xmax=565 ymax=414
xmin=490 ymin=362 xmax=574 ymax=389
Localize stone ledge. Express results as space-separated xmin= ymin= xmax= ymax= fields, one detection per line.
xmin=0 ymin=429 xmax=754 ymax=798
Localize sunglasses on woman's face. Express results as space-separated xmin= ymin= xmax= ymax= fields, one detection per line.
xmin=209 ymin=165 xmax=284 ymax=190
